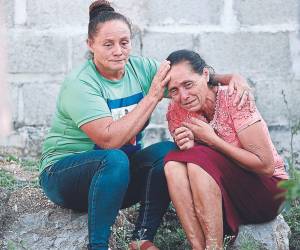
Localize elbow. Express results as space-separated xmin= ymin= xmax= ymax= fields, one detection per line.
xmin=262 ymin=166 xmax=275 ymax=177
xmin=95 ymin=135 xmax=124 ymax=149
xmin=97 ymin=139 xmax=123 ymax=149
xmin=261 ymin=160 xmax=275 ymax=177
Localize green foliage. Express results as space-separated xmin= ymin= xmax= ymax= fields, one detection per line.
xmin=0 ymin=170 xmax=16 ymax=189
xmin=4 ymin=154 xmax=39 ymax=172
xmin=278 ymin=170 xmax=300 ymax=202
xmin=154 ymin=207 xmax=190 ymax=250
xmin=280 ymin=90 xmax=300 ymax=250
xmin=0 ymin=170 xmax=39 ymax=190
xmin=235 ymin=233 xmax=265 ymax=250
xmin=282 ymin=203 xmax=300 ymax=250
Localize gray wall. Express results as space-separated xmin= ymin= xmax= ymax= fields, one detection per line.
xmin=1 ymin=0 xmax=300 ymax=163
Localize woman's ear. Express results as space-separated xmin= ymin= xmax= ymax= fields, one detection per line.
xmin=87 ymin=38 xmax=94 ymax=52
xmin=203 ymin=68 xmax=210 ymax=82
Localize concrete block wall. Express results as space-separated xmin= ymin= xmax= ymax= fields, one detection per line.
xmin=1 ymin=0 xmax=300 ymax=163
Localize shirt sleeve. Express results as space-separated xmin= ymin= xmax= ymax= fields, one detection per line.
xmin=60 ymin=80 xmax=112 ymax=128
xmin=227 ymin=91 xmax=261 ymax=133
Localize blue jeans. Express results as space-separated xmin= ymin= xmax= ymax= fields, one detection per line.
xmin=39 ymin=141 xmax=176 ymax=250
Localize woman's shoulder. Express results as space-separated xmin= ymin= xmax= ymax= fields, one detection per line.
xmin=63 ymin=60 xmax=99 ymax=87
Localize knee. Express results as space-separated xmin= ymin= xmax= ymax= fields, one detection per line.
xmin=187 ymin=164 xmax=221 ymax=195
xmin=164 ymin=162 xmax=173 ymax=178
xmin=101 ymin=149 xmax=130 ymax=183
xmin=164 ymin=161 xmax=180 ymax=181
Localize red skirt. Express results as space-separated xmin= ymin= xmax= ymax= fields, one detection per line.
xmin=164 ymin=145 xmax=286 ymax=235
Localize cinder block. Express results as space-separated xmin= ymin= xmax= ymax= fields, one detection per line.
xmin=269 ymin=125 xmax=300 ymax=165
xmin=254 ymin=78 xmax=294 ymax=126
xmin=234 ymin=0 xmax=300 ymax=26
xmin=0 ymin=126 xmax=49 ymax=157
xmin=142 ymin=32 xmax=195 ymax=61
xmin=8 ymin=82 xmax=19 ymax=124
xmin=131 ymin=26 xmax=143 ymax=56
xmin=112 ymin=0 xmax=148 ymax=27
xmin=197 ymin=32 xmax=291 ymax=79
xmin=26 ymin=0 xmax=89 ymax=28
xmin=2 ymin=0 xmax=14 ymax=28
xmin=21 ymin=82 xmax=61 ymax=126
xmin=143 ymin=0 xmax=223 ymax=25
xmin=8 ymin=32 xmax=68 ymax=73
xmin=71 ymin=34 xmax=90 ymax=70
xmin=290 ymin=32 xmax=300 ymax=80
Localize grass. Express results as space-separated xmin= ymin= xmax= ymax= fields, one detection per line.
xmin=0 ymin=170 xmax=39 ymax=190
xmin=3 ymin=155 xmax=39 ymax=172
xmin=282 ymin=201 xmax=300 ymax=250
xmin=0 ymin=170 xmax=17 ymax=189
xmin=154 ymin=207 xmax=190 ymax=250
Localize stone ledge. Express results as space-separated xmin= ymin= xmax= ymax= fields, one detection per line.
xmin=0 ymin=187 xmax=290 ymax=250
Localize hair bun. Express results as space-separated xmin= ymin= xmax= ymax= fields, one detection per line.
xmin=89 ymin=0 xmax=114 ymax=20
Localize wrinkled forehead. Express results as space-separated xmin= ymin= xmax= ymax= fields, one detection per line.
xmin=96 ymin=20 xmax=131 ymax=38
xmin=167 ymin=62 xmax=195 ymax=88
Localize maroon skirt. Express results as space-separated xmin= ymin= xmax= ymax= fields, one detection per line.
xmin=164 ymin=145 xmax=286 ymax=235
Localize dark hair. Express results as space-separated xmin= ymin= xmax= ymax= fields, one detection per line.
xmin=88 ymin=0 xmax=132 ymax=39
xmin=166 ymin=50 xmax=218 ymax=87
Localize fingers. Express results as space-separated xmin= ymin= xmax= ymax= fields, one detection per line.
xmin=235 ymin=89 xmax=256 ymax=110
xmin=233 ymin=88 xmax=244 ymax=106
xmin=248 ymin=92 xmax=256 ymax=111
xmin=177 ymin=138 xmax=194 ymax=150
xmin=237 ymin=90 xmax=249 ymax=110
xmin=176 ymin=137 xmax=190 ymax=146
xmin=162 ymin=74 xmax=171 ymax=88
xmin=228 ymin=79 xmax=235 ymax=96
xmin=149 ymin=60 xmax=171 ymax=100
xmin=174 ymin=127 xmax=193 ymax=140
xmin=155 ymin=60 xmax=170 ymax=82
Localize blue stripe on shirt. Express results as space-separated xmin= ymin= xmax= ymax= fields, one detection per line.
xmin=107 ymin=92 xmax=144 ymax=109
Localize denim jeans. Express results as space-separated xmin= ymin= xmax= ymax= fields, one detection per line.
xmin=39 ymin=141 xmax=176 ymax=250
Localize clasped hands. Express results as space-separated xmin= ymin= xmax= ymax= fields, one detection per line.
xmin=174 ymin=118 xmax=217 ymax=150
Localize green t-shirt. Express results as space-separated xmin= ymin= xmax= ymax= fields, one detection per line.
xmin=39 ymin=56 xmax=159 ymax=172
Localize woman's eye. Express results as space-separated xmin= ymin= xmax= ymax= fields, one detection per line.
xmin=121 ymin=41 xmax=129 ymax=46
xmin=170 ymin=89 xmax=178 ymax=96
xmin=185 ymin=82 xmax=193 ymax=88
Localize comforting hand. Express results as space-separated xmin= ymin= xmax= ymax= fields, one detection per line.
xmin=174 ymin=126 xmax=195 ymax=150
xmin=148 ymin=60 xmax=171 ymax=102
xmin=227 ymin=74 xmax=255 ymax=111
xmin=183 ymin=117 xmax=218 ymax=147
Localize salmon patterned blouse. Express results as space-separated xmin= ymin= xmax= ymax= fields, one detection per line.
xmin=166 ymin=86 xmax=288 ymax=179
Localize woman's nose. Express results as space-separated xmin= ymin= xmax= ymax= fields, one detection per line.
xmin=113 ymin=45 xmax=122 ymax=55
xmin=180 ymin=89 xmax=190 ymax=100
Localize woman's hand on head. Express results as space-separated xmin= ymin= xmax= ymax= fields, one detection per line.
xmin=228 ymin=74 xmax=255 ymax=111
xmin=183 ymin=118 xmax=218 ymax=147
xmin=148 ymin=60 xmax=171 ymax=102
xmin=174 ymin=126 xmax=194 ymax=150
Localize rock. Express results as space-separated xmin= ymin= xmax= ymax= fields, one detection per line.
xmin=0 ymin=187 xmax=291 ymax=250
xmin=1 ymin=187 xmax=135 ymax=250
xmin=233 ymin=215 xmax=291 ymax=250
xmin=3 ymin=209 xmax=89 ymax=250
